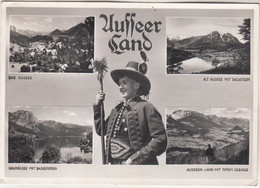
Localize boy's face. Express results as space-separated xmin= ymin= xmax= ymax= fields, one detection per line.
xmin=118 ymin=76 xmax=140 ymax=99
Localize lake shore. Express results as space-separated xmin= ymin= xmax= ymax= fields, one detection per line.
xmin=167 ymin=47 xmax=250 ymax=74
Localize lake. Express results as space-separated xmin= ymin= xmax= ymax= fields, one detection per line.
xmin=179 ymin=57 xmax=215 ymax=74
xmin=33 ymin=136 xmax=92 ymax=163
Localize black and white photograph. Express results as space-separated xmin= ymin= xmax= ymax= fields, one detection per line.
xmin=8 ymin=106 xmax=93 ymax=164
xmin=166 ymin=108 xmax=250 ymax=164
xmin=167 ymin=18 xmax=251 ymax=74
xmin=1 ymin=2 xmax=258 ymax=186
xmin=93 ymin=59 xmax=167 ymax=165
xmin=9 ymin=16 xmax=94 ymax=73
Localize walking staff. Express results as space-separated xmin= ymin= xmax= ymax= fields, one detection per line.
xmin=93 ymin=58 xmax=108 ymax=164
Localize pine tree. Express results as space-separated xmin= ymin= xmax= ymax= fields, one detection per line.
xmin=239 ymin=18 xmax=250 ymax=43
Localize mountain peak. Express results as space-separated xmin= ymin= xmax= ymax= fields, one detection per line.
xmin=168 ymin=35 xmax=188 ymax=41
xmin=64 ymin=23 xmax=88 ymax=36
xmin=9 ymin=110 xmax=38 ymax=126
xmin=49 ymin=29 xmax=64 ymax=36
xmin=208 ymin=31 xmax=220 ymax=35
xmin=221 ymin=33 xmax=240 ymax=43
xmin=205 ymin=31 xmax=240 ymax=44
xmin=171 ymin=110 xmax=205 ymax=120
xmin=9 ymin=110 xmax=92 ymax=137
xmin=229 ymin=125 xmax=246 ymax=135
xmin=168 ymin=30 xmax=241 ymax=49
xmin=10 ymin=26 xmax=16 ymax=32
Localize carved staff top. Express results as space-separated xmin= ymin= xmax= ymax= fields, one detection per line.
xmin=93 ymin=58 xmax=108 ymax=82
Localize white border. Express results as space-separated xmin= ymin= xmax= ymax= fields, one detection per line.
xmin=0 ymin=2 xmax=258 ymax=186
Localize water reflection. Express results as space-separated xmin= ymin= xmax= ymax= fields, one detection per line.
xmin=179 ymin=57 xmax=215 ymax=74
xmin=34 ymin=136 xmax=92 ymax=161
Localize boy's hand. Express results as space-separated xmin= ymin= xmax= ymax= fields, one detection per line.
xmin=96 ymin=90 xmax=105 ymax=105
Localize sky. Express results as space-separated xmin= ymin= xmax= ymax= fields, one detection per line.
xmin=9 ymin=106 xmax=93 ymax=126
xmin=167 ymin=108 xmax=250 ymax=119
xmin=9 ymin=16 xmax=88 ymax=33
xmin=166 ymin=17 xmax=247 ymax=43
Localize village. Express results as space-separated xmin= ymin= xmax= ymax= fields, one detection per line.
xmin=10 ymin=39 xmax=94 ymax=73
xmin=9 ymin=18 xmax=94 ymax=73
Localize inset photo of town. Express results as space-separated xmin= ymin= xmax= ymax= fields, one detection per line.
xmin=166 ymin=107 xmax=250 ymax=164
xmin=9 ymin=16 xmax=94 ymax=73
xmin=8 ymin=106 xmax=93 ymax=164
xmin=167 ymin=18 xmax=250 ymax=74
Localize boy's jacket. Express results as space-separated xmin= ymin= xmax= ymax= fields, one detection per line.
xmin=93 ymin=97 xmax=167 ymax=164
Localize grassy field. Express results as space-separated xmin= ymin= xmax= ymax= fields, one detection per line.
xmin=166 ymin=134 xmax=249 ymax=164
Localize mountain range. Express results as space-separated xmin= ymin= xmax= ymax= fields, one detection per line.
xmin=168 ymin=31 xmax=243 ymax=50
xmin=167 ymin=110 xmax=249 ymax=136
xmin=17 ymin=29 xmax=49 ymax=38
xmin=9 ymin=110 xmax=92 ymax=137
xmin=10 ymin=22 xmax=91 ymax=47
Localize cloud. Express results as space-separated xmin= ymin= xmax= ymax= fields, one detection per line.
xmin=22 ymin=17 xmax=38 ymax=21
xmin=63 ymin=111 xmax=77 ymax=117
xmin=23 ymin=21 xmax=40 ymax=28
xmin=84 ymin=119 xmax=94 ymax=125
xmin=204 ymin=108 xmax=227 ymax=115
xmin=231 ymin=108 xmax=250 ymax=118
xmin=9 ymin=106 xmax=33 ymax=110
xmin=233 ymin=108 xmax=249 ymax=114
xmin=204 ymin=108 xmax=250 ymax=119
xmin=42 ymin=18 xmax=53 ymax=24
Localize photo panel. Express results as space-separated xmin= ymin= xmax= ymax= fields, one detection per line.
xmin=8 ymin=106 xmax=93 ymax=164
xmin=9 ymin=16 xmax=94 ymax=73
xmin=166 ymin=107 xmax=250 ymax=165
xmin=166 ymin=17 xmax=251 ymax=74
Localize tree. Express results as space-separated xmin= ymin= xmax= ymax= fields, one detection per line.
xmin=85 ymin=17 xmax=94 ymax=35
xmin=212 ymin=58 xmax=220 ymax=69
xmin=10 ymin=46 xmax=14 ymax=52
xmin=237 ymin=18 xmax=250 ymax=74
xmin=20 ymin=65 xmax=31 ymax=72
xmin=37 ymin=60 xmax=43 ymax=66
xmin=43 ymin=48 xmax=47 ymax=55
xmin=8 ymin=136 xmax=35 ymax=163
xmin=32 ymin=66 xmax=37 ymax=72
xmin=40 ymin=146 xmax=61 ymax=163
xmin=239 ymin=18 xmax=250 ymax=43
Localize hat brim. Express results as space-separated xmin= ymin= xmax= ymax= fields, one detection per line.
xmin=111 ymin=69 xmax=151 ymax=96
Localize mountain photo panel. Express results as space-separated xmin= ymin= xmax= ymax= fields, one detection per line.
xmin=8 ymin=106 xmax=93 ymax=164
xmin=166 ymin=107 xmax=250 ymax=165
xmin=9 ymin=16 xmax=94 ymax=73
xmin=166 ymin=17 xmax=250 ymax=74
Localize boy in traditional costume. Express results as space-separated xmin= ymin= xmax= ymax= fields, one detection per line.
xmin=94 ymin=61 xmax=167 ymax=165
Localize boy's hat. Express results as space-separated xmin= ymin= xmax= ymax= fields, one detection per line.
xmin=110 ymin=61 xmax=151 ymax=96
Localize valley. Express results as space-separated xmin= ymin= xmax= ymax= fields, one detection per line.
xmin=166 ymin=110 xmax=249 ymax=164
